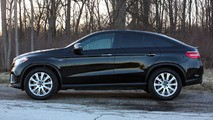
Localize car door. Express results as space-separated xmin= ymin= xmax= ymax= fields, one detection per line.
xmin=113 ymin=32 xmax=160 ymax=83
xmin=63 ymin=33 xmax=115 ymax=85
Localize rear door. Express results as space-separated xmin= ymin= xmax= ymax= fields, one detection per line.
xmin=113 ymin=32 xmax=160 ymax=83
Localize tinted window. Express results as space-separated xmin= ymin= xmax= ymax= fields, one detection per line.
xmin=151 ymin=35 xmax=175 ymax=47
xmin=81 ymin=33 xmax=114 ymax=50
xmin=115 ymin=32 xmax=155 ymax=48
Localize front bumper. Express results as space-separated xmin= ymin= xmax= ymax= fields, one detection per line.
xmin=9 ymin=73 xmax=22 ymax=89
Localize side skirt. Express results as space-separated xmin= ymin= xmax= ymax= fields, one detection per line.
xmin=61 ymin=82 xmax=147 ymax=90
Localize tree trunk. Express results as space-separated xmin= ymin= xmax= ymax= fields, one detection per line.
xmin=211 ymin=0 xmax=213 ymax=36
xmin=23 ymin=0 xmax=27 ymax=40
xmin=168 ymin=0 xmax=175 ymax=34
xmin=7 ymin=4 xmax=13 ymax=71
xmin=128 ymin=0 xmax=139 ymax=29
xmin=104 ymin=0 xmax=112 ymax=28
xmin=29 ymin=0 xmax=34 ymax=51
xmin=65 ymin=0 xmax=71 ymax=40
xmin=155 ymin=0 xmax=160 ymax=32
xmin=19 ymin=0 xmax=23 ymax=42
xmin=188 ymin=0 xmax=192 ymax=30
xmin=14 ymin=0 xmax=19 ymax=56
xmin=1 ymin=0 xmax=7 ymax=69
xmin=142 ymin=0 xmax=150 ymax=30
xmin=48 ymin=0 xmax=56 ymax=42
xmin=181 ymin=0 xmax=187 ymax=32
xmin=195 ymin=0 xmax=199 ymax=29
xmin=75 ymin=0 xmax=87 ymax=35
xmin=36 ymin=0 xmax=45 ymax=36
xmin=159 ymin=0 xmax=166 ymax=33
xmin=114 ymin=0 xmax=126 ymax=29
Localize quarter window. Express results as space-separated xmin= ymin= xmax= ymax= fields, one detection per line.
xmin=151 ymin=36 xmax=175 ymax=47
xmin=82 ymin=33 xmax=114 ymax=50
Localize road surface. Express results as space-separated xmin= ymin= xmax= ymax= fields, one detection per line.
xmin=0 ymin=84 xmax=213 ymax=120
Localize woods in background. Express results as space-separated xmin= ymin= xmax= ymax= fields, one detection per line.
xmin=0 ymin=0 xmax=213 ymax=70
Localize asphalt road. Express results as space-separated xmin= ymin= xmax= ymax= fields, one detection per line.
xmin=0 ymin=83 xmax=213 ymax=120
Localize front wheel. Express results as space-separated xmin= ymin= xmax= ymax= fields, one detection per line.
xmin=24 ymin=68 xmax=58 ymax=100
xmin=148 ymin=68 xmax=182 ymax=100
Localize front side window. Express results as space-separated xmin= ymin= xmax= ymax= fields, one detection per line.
xmin=81 ymin=33 xmax=114 ymax=50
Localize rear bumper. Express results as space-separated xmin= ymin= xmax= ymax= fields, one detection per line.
xmin=181 ymin=58 xmax=204 ymax=86
xmin=184 ymin=77 xmax=202 ymax=86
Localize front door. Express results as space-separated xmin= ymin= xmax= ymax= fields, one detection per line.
xmin=63 ymin=33 xmax=115 ymax=85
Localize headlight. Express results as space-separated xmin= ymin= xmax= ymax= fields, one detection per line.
xmin=14 ymin=57 xmax=28 ymax=66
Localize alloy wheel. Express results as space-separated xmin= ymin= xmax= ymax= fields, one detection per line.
xmin=153 ymin=72 xmax=178 ymax=97
xmin=28 ymin=72 xmax=53 ymax=97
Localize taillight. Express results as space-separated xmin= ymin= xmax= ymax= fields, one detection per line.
xmin=185 ymin=51 xmax=200 ymax=59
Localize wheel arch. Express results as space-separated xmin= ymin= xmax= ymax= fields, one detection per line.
xmin=146 ymin=63 xmax=187 ymax=86
xmin=20 ymin=63 xmax=62 ymax=90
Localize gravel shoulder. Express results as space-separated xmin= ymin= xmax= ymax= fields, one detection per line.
xmin=0 ymin=70 xmax=213 ymax=119
xmin=0 ymin=83 xmax=213 ymax=113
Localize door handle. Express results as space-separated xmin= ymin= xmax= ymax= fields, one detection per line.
xmin=146 ymin=53 xmax=155 ymax=57
xmin=101 ymin=54 xmax=112 ymax=57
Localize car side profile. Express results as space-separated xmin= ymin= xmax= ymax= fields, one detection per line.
xmin=9 ymin=30 xmax=203 ymax=100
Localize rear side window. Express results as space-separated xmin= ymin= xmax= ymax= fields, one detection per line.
xmin=115 ymin=32 xmax=155 ymax=48
xmin=151 ymin=35 xmax=175 ymax=47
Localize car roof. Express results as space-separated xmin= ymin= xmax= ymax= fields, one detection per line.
xmin=95 ymin=30 xmax=193 ymax=48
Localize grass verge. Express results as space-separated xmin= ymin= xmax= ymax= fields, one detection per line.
xmin=0 ymin=72 xmax=9 ymax=84
xmin=185 ymin=69 xmax=213 ymax=92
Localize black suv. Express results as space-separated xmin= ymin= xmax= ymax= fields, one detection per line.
xmin=10 ymin=30 xmax=203 ymax=100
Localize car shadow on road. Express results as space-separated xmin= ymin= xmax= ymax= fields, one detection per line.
xmin=48 ymin=90 xmax=180 ymax=111
xmin=53 ymin=90 xmax=154 ymax=99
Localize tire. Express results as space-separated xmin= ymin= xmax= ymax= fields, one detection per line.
xmin=24 ymin=68 xmax=58 ymax=100
xmin=148 ymin=68 xmax=182 ymax=100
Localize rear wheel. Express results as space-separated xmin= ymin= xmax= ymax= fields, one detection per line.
xmin=24 ymin=68 xmax=58 ymax=100
xmin=148 ymin=68 xmax=182 ymax=100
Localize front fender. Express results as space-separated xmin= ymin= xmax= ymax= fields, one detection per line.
xmin=20 ymin=62 xmax=63 ymax=89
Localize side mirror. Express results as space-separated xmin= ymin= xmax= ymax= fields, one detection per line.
xmin=74 ymin=43 xmax=83 ymax=55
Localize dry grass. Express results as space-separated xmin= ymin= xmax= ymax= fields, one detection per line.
xmin=185 ymin=69 xmax=213 ymax=92
xmin=0 ymin=70 xmax=213 ymax=92
xmin=0 ymin=72 xmax=9 ymax=84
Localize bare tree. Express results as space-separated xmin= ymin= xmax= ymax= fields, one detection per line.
xmin=113 ymin=0 xmax=126 ymax=29
xmin=14 ymin=0 xmax=19 ymax=56
xmin=65 ymin=0 xmax=71 ymax=40
xmin=1 ymin=0 xmax=7 ymax=69
xmin=188 ymin=0 xmax=192 ymax=29
xmin=141 ymin=0 xmax=150 ymax=30
xmin=181 ymin=0 xmax=187 ymax=32
xmin=195 ymin=0 xmax=199 ymax=29
xmin=29 ymin=0 xmax=34 ymax=51
xmin=35 ymin=0 xmax=46 ymax=36
xmin=7 ymin=0 xmax=14 ymax=70
xmin=167 ymin=0 xmax=176 ymax=34
xmin=211 ymin=0 xmax=213 ymax=35
xmin=19 ymin=0 xmax=23 ymax=41
xmin=74 ymin=0 xmax=87 ymax=35
xmin=48 ymin=0 xmax=57 ymax=42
